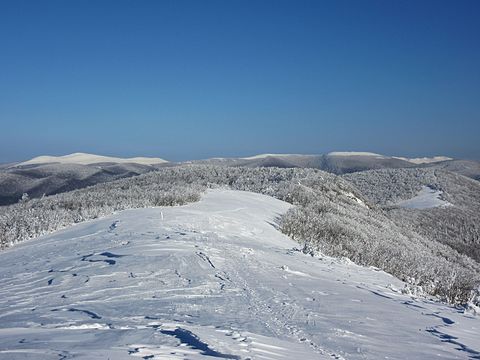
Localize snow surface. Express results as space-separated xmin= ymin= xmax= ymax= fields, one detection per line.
xmin=16 ymin=153 xmax=168 ymax=166
xmin=0 ymin=189 xmax=478 ymax=359
xmin=395 ymin=186 xmax=452 ymax=209
xmin=241 ymin=154 xmax=306 ymax=160
xmin=393 ymin=156 xmax=453 ymax=164
xmin=327 ymin=152 xmax=385 ymax=158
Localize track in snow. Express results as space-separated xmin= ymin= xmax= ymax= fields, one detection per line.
xmin=0 ymin=189 xmax=478 ymax=359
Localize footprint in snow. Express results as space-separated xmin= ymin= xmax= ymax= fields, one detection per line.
xmin=159 ymin=327 xmax=240 ymax=359
xmin=81 ymin=252 xmax=125 ymax=266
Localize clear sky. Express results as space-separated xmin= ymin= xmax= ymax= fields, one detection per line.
xmin=0 ymin=0 xmax=479 ymax=162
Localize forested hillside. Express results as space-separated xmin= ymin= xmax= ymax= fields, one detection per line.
xmin=344 ymin=168 xmax=480 ymax=263
xmin=1 ymin=165 xmax=479 ymax=305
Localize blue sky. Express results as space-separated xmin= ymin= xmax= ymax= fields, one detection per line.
xmin=1 ymin=0 xmax=479 ymax=162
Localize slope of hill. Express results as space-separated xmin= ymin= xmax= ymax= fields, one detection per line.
xmin=238 ymin=154 xmax=323 ymax=169
xmin=425 ymin=159 xmax=480 ymax=181
xmin=187 ymin=154 xmax=322 ymax=168
xmin=0 ymin=189 xmax=478 ymax=359
xmin=343 ymin=168 xmax=480 ymax=262
xmin=320 ymin=152 xmax=414 ymax=174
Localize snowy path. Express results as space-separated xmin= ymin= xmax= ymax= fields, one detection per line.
xmin=0 ymin=189 xmax=478 ymax=359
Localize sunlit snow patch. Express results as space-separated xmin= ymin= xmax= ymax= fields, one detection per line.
xmin=395 ymin=186 xmax=451 ymax=209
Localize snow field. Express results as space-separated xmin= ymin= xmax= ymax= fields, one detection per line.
xmin=0 ymin=189 xmax=478 ymax=359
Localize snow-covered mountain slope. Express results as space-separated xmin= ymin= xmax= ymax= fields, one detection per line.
xmin=190 ymin=153 xmax=414 ymax=174
xmin=16 ymin=152 xmax=168 ymax=166
xmin=427 ymin=159 xmax=480 ymax=181
xmin=327 ymin=151 xmax=386 ymax=158
xmin=0 ymin=162 xmax=165 ymax=206
xmin=1 ymin=153 xmax=172 ymax=205
xmin=395 ymin=186 xmax=451 ymax=209
xmin=393 ymin=156 xmax=453 ymax=164
xmin=0 ymin=190 xmax=479 ymax=359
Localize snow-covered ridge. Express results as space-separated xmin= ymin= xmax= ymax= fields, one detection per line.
xmin=327 ymin=151 xmax=386 ymax=158
xmin=241 ymin=153 xmax=307 ymax=160
xmin=0 ymin=189 xmax=478 ymax=359
xmin=393 ymin=156 xmax=453 ymax=164
xmin=16 ymin=152 xmax=168 ymax=166
xmin=238 ymin=152 xmax=454 ymax=163
xmin=242 ymin=152 xmax=388 ymax=159
xmin=328 ymin=152 xmax=452 ymax=163
xmin=12 ymin=152 xmax=454 ymax=166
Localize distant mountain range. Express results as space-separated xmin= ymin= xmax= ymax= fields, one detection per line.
xmin=0 ymin=151 xmax=478 ymax=205
xmin=0 ymin=153 xmax=172 ymax=206
xmin=188 ymin=152 xmax=479 ymax=178
xmin=16 ymin=152 xmax=168 ymax=166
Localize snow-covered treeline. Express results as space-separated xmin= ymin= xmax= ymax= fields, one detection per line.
xmin=1 ymin=165 xmax=478 ymax=305
xmin=0 ymin=175 xmax=204 ymax=248
xmin=279 ymin=191 xmax=478 ymax=305
xmin=343 ymin=168 xmax=441 ymax=205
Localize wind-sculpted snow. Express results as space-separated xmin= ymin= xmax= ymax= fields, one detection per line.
xmin=0 ymin=190 xmax=479 ymax=359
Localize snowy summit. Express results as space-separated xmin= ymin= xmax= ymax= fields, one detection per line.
xmin=15 ymin=152 xmax=168 ymax=166
xmin=327 ymin=151 xmax=386 ymax=158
